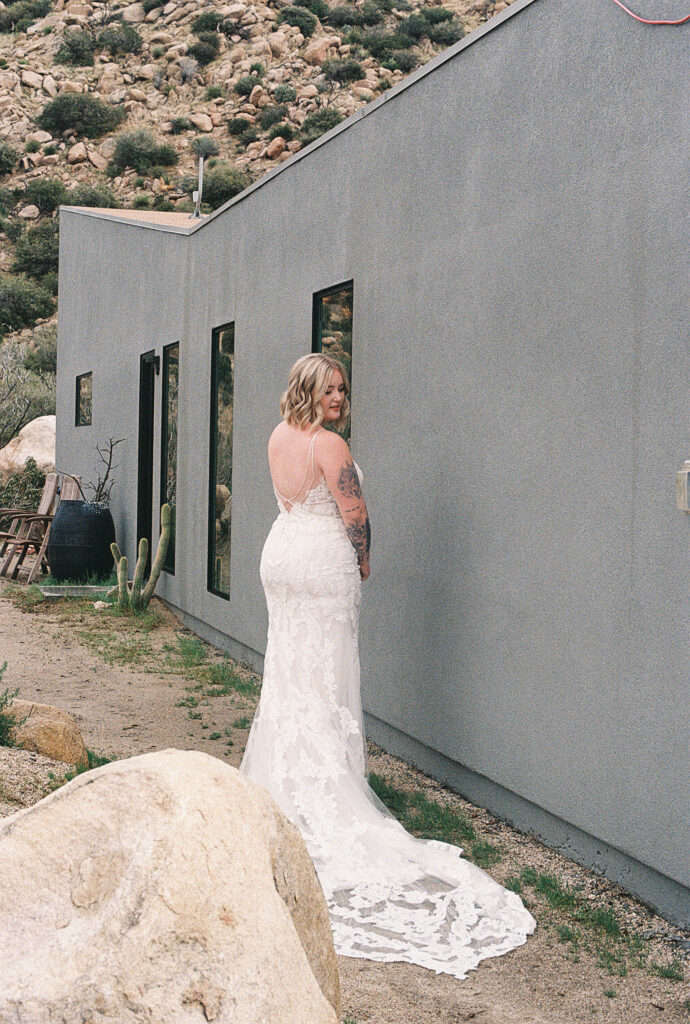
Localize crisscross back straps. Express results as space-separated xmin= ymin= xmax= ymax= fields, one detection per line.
xmin=273 ymin=429 xmax=319 ymax=505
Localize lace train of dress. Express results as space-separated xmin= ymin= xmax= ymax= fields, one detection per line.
xmin=239 ymin=463 xmax=536 ymax=979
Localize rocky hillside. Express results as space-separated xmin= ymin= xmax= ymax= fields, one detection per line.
xmin=0 ymin=0 xmax=511 ymax=345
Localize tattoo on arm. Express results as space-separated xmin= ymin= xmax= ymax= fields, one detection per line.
xmin=346 ymin=517 xmax=370 ymax=565
xmin=338 ymin=461 xmax=370 ymax=563
xmin=338 ymin=462 xmax=362 ymax=500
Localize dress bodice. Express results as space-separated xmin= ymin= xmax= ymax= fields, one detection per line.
xmin=273 ymin=462 xmax=363 ymax=518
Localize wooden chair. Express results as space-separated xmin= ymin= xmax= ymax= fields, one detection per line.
xmin=0 ymin=472 xmax=58 ymax=565
xmin=0 ymin=473 xmax=81 ymax=584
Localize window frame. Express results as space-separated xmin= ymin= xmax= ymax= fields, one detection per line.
xmin=75 ymin=371 xmax=93 ymax=427
xmin=160 ymin=341 xmax=179 ymax=576
xmin=311 ymin=279 xmax=354 ymax=355
xmin=207 ymin=321 xmax=234 ymax=600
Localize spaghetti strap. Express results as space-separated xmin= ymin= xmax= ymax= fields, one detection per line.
xmin=273 ymin=429 xmax=319 ymax=505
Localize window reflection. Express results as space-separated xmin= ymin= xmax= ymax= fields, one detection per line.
xmin=161 ymin=342 xmax=178 ymax=574
xmin=208 ymin=323 xmax=234 ymax=597
xmin=313 ymin=283 xmax=352 ymax=442
xmin=75 ymin=372 xmax=92 ymax=426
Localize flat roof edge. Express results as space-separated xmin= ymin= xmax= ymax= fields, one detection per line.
xmin=59 ymin=207 xmax=200 ymax=234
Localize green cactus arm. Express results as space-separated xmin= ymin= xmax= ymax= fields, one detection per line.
xmin=141 ymin=504 xmax=172 ymax=607
xmin=131 ymin=537 xmax=148 ymax=607
xmin=111 ymin=542 xmax=122 ymax=562
xmin=116 ymin=554 xmax=129 ymax=606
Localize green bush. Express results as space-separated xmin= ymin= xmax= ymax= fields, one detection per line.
xmin=258 ymin=104 xmax=288 ymax=130
xmin=234 ymin=74 xmax=256 ymax=96
xmin=361 ymin=28 xmax=413 ymax=58
xmin=42 ymin=270 xmax=58 ymax=296
xmin=0 ymin=457 xmax=46 ymax=519
xmin=294 ymin=0 xmax=329 ymax=19
xmin=0 ymin=141 xmax=18 ymax=176
xmin=36 ymin=93 xmax=126 ymax=138
xmin=23 ymin=177 xmax=67 ymax=214
xmin=132 ymin=194 xmax=151 ymax=209
xmin=0 ymin=670 xmax=20 ymax=747
xmin=142 ymin=0 xmax=163 ymax=11
xmin=278 ymin=5 xmax=317 ymax=36
xmin=202 ymin=162 xmax=251 ymax=210
xmin=301 ymin=106 xmax=343 ymax=145
xmin=273 ymin=84 xmax=297 ymax=103
xmin=327 ymin=2 xmax=380 ymax=27
xmin=322 ymin=57 xmax=363 ymax=83
xmin=110 ymin=129 xmax=179 ymax=173
xmin=151 ymin=44 xmax=165 ymax=58
xmin=227 ymin=116 xmax=252 ymax=135
xmin=55 ymin=28 xmax=96 ymax=66
xmin=65 ymin=182 xmax=119 ymax=209
xmin=0 ymin=0 xmax=51 ymax=33
xmin=192 ymin=10 xmax=223 ymax=33
xmin=205 ymin=84 xmax=225 ymax=100
xmin=151 ymin=197 xmax=175 ymax=211
xmin=382 ymin=50 xmax=416 ymax=72
xmin=97 ymin=23 xmax=143 ymax=56
xmin=428 ymin=21 xmax=463 ymax=46
xmin=268 ymin=122 xmax=295 ymax=141
xmin=25 ymin=138 xmax=41 ymax=154
xmin=169 ymin=116 xmax=191 ymax=134
xmin=238 ymin=125 xmax=259 ymax=147
xmin=23 ymin=323 xmax=56 ymax=380
xmin=249 ymin=62 xmax=265 ymax=77
xmin=0 ymin=275 xmax=55 ymax=337
xmin=189 ymin=32 xmax=220 ymax=66
xmin=191 ymin=136 xmax=219 ymax=158
xmin=423 ymin=6 xmax=453 ymax=24
xmin=11 ymin=219 xmax=59 ymax=280
xmin=3 ymin=219 xmax=23 ymax=242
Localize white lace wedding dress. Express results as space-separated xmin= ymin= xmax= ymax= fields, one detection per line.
xmin=239 ymin=438 xmax=536 ymax=979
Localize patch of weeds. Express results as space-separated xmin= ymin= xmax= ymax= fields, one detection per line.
xmin=470 ymin=839 xmax=502 ymax=868
xmin=5 ymin=584 xmax=45 ymax=613
xmin=232 ymin=715 xmax=251 ymax=729
xmin=209 ymin=731 xmax=221 ymax=740
xmin=0 ymin=662 xmax=22 ymax=746
xmin=47 ymin=749 xmax=113 ymax=790
xmin=188 ymin=710 xmax=202 ymax=720
xmin=176 ymin=693 xmax=199 ymax=708
xmin=203 ymin=660 xmax=258 ymax=697
xmin=557 ymin=923 xmax=579 ymax=944
xmin=603 ymin=988 xmax=616 ymax=998
xmin=596 ymin=943 xmax=628 ymax=977
xmin=504 ymin=874 xmax=523 ymax=895
xmin=77 ymin=628 xmax=154 ymax=666
xmin=173 ymin=634 xmax=208 ymax=668
xmin=585 ymin=906 xmax=621 ymax=938
xmin=651 ymin=959 xmax=684 ymax=982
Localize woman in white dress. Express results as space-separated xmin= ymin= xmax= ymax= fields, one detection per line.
xmin=239 ymin=353 xmax=536 ymax=979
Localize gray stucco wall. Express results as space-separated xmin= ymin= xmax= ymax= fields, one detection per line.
xmin=56 ymin=0 xmax=690 ymax=924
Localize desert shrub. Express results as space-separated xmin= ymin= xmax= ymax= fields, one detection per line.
xmin=25 ymin=138 xmax=41 ymax=154
xmin=0 ymin=141 xmax=18 ymax=176
xmin=65 ymin=182 xmax=119 ymax=208
xmin=327 ymin=2 xmax=380 ymax=27
xmin=169 ymin=116 xmax=191 ymax=134
xmin=202 ymin=162 xmax=251 ymax=210
xmin=361 ymin=28 xmax=412 ymax=57
xmin=268 ymin=122 xmax=295 ymax=141
xmin=142 ymin=0 xmax=163 ymax=11
xmin=423 ymin=6 xmax=453 ymax=23
xmin=428 ymin=21 xmax=463 ymax=45
xmin=23 ymin=323 xmax=56 ymax=381
xmin=234 ymin=75 xmax=256 ymax=96
xmin=227 ymin=116 xmax=252 ymax=135
xmin=110 ymin=129 xmax=178 ymax=173
xmin=188 ymin=32 xmax=220 ymax=65
xmin=192 ymin=10 xmax=223 ymax=32
xmin=0 ymin=674 xmax=20 ymax=748
xmin=0 ymin=340 xmax=55 ymax=446
xmin=151 ymin=197 xmax=175 ymax=211
xmin=278 ymin=5 xmax=317 ymax=36
xmin=0 ymin=457 xmax=46 ymax=517
xmin=258 ymin=103 xmax=287 ymax=130
xmin=0 ymin=188 xmax=14 ymax=215
xmin=301 ymin=106 xmax=343 ymax=140
xmin=249 ymin=62 xmax=265 ymax=77
xmin=11 ymin=219 xmax=59 ymax=280
xmin=36 ymin=93 xmax=126 ymax=138
xmin=191 ymin=136 xmax=219 ymax=158
xmin=294 ymin=0 xmax=329 ymax=19
xmin=382 ymin=50 xmax=416 ymax=72
xmin=23 ymin=177 xmax=67 ymax=214
xmin=0 ymin=0 xmax=51 ymax=33
xmin=0 ymin=275 xmax=54 ymax=337
xmin=4 ymin=218 xmax=23 ymax=242
xmin=179 ymin=56 xmax=199 ymax=82
xmin=322 ymin=57 xmax=363 ymax=82
xmin=273 ymin=84 xmax=296 ymax=103
xmin=205 ymin=84 xmax=225 ymax=100
xmin=43 ymin=143 xmax=58 ymax=155
xmin=238 ymin=125 xmax=259 ymax=147
xmin=132 ymin=194 xmax=151 ymax=208
xmin=97 ymin=23 xmax=143 ymax=56
xmin=55 ymin=27 xmax=96 ymax=65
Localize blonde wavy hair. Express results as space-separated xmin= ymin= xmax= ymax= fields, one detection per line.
xmin=280 ymin=353 xmax=350 ymax=430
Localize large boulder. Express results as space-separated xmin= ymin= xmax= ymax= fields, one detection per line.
xmin=0 ymin=415 xmax=55 ymax=474
xmin=10 ymin=700 xmax=88 ymax=768
xmin=0 ymin=749 xmax=340 ymax=1024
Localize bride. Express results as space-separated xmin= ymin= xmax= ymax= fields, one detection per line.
xmin=239 ymin=353 xmax=536 ymax=979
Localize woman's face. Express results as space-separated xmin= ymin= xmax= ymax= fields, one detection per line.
xmin=318 ymin=368 xmax=346 ymax=424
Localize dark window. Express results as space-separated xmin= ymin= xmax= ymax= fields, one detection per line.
xmin=208 ymin=323 xmax=234 ymax=598
xmin=75 ymin=372 xmax=92 ymax=426
xmin=160 ymin=342 xmax=179 ymax=574
xmin=312 ymin=281 xmax=353 ymax=441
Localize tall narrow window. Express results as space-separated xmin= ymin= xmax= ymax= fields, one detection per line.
xmin=160 ymin=342 xmax=179 ymax=574
xmin=75 ymin=372 xmax=92 ymax=426
xmin=312 ymin=281 xmax=353 ymax=441
xmin=208 ymin=323 xmax=234 ymax=598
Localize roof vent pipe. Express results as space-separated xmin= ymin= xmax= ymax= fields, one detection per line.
xmin=192 ymin=156 xmax=204 ymax=219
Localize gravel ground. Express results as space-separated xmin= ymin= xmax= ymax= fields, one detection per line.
xmin=1 ymin=586 xmax=688 ymax=1023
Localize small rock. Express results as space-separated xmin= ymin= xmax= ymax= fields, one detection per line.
xmin=59 ymin=81 xmax=83 ymax=94
xmin=122 ymin=2 xmax=145 ymax=22
xmin=93 ymin=601 xmax=108 ymax=611
xmin=248 ymin=84 xmax=266 ymax=106
xmin=129 ymin=87 xmax=147 ymax=101
xmin=21 ymin=69 xmax=42 ymax=89
xmin=10 ymin=699 xmax=88 ymax=767
xmin=26 ymin=129 xmax=52 ymax=145
xmin=303 ymin=38 xmax=333 ymax=64
xmin=189 ymin=113 xmax=213 ymax=132
xmin=67 ymin=141 xmax=87 ymax=163
xmin=18 ymin=205 xmax=40 ymax=220
xmin=266 ymin=136 xmax=286 ymax=159
xmin=87 ymin=149 xmax=108 ymax=171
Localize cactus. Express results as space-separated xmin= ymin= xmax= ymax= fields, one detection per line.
xmin=108 ymin=504 xmax=172 ymax=611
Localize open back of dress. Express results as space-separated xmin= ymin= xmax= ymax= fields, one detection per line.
xmin=240 ymin=447 xmax=536 ymax=979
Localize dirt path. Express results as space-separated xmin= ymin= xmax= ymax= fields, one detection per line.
xmin=1 ymin=587 xmax=687 ymax=1024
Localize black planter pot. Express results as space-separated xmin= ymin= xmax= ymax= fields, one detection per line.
xmin=47 ymin=500 xmax=116 ymax=583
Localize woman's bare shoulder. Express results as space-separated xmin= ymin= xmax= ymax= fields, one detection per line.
xmin=314 ymin=428 xmax=351 ymax=468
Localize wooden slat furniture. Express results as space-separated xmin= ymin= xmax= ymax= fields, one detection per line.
xmin=0 ymin=474 xmax=81 ymax=583
xmin=0 ymin=473 xmax=58 ymax=568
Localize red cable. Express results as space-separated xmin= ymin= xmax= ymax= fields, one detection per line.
xmin=609 ymin=0 xmax=690 ymax=23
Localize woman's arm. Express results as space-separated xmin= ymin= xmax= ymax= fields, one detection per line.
xmin=317 ymin=431 xmax=371 ymax=579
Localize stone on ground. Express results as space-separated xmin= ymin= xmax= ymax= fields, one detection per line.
xmin=11 ymin=700 xmax=88 ymax=767
xmin=0 ymin=748 xmax=340 ymax=1024
xmin=0 ymin=415 xmax=56 ymax=474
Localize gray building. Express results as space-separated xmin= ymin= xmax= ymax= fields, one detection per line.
xmin=56 ymin=0 xmax=690 ymax=925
